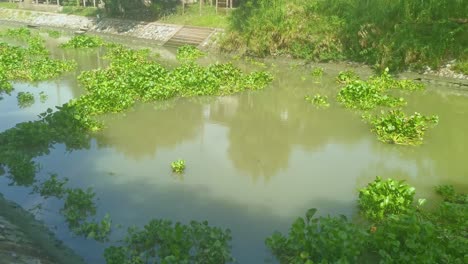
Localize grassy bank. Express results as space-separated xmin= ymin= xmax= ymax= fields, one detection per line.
xmin=222 ymin=0 xmax=468 ymax=71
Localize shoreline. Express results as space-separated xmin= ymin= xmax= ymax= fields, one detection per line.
xmin=0 ymin=193 xmax=85 ymax=264
xmin=1 ymin=7 xmax=467 ymax=85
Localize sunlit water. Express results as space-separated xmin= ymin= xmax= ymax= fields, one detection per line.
xmin=1 ymin=26 xmax=468 ymax=263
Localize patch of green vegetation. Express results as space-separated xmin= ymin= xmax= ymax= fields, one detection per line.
xmin=47 ymin=30 xmax=61 ymax=39
xmin=336 ymin=70 xmax=359 ymax=84
xmin=0 ymin=2 xmax=17 ymax=9
xmin=171 ymin=159 xmax=186 ymax=173
xmin=337 ymin=80 xmax=406 ymax=110
xmin=0 ymin=71 xmax=12 ymax=94
xmin=310 ymin=67 xmax=324 ymax=77
xmin=71 ymin=45 xmax=272 ymax=130
xmin=359 ymin=176 xmax=415 ymax=221
xmin=225 ymin=0 xmax=467 ymax=71
xmin=176 ymin=45 xmax=205 ymax=62
xmin=17 ymin=91 xmax=35 ymax=108
xmin=336 ymin=69 xmax=423 ymax=110
xmin=305 ymin=94 xmax=329 ymax=108
xmin=104 ymin=219 xmax=233 ymax=263
xmin=266 ymin=179 xmax=467 ymax=263
xmin=0 ymin=29 xmax=75 ymax=84
xmin=160 ymin=5 xmax=229 ymax=28
xmin=60 ymin=35 xmax=105 ymax=49
xmin=222 ymin=0 xmax=344 ymax=60
xmin=364 ymin=109 xmax=439 ymax=146
xmin=61 ymin=6 xmax=101 ymax=17
xmin=452 ymin=61 xmax=468 ymax=75
xmin=2 ymin=27 xmax=31 ymax=39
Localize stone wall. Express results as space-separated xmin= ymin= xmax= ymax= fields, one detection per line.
xmin=0 ymin=8 xmax=182 ymax=43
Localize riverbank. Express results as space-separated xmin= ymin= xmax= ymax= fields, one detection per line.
xmin=0 ymin=194 xmax=85 ymax=264
xmin=0 ymin=8 xmax=221 ymax=46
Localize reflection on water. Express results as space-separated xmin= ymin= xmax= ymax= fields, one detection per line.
xmin=1 ymin=32 xmax=468 ymax=263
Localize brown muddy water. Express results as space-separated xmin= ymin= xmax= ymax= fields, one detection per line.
xmin=1 ymin=26 xmax=468 ymax=263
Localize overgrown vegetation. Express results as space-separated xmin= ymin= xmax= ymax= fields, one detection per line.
xmin=267 ymin=178 xmax=467 ymax=263
xmin=364 ymin=110 xmax=439 ymax=146
xmin=224 ymin=0 xmax=468 ymax=71
xmin=452 ymin=60 xmax=468 ymax=75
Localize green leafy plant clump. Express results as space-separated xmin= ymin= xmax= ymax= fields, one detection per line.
xmin=305 ymin=94 xmax=329 ymax=108
xmin=176 ymin=45 xmax=206 ymax=62
xmin=0 ymin=29 xmax=76 ymax=84
xmin=336 ymin=69 xmax=423 ymax=111
xmin=359 ymin=176 xmax=415 ymax=221
xmin=171 ymin=159 xmax=186 ymax=173
xmin=16 ymin=91 xmax=35 ymax=108
xmin=364 ymin=109 xmax=439 ymax=146
xmin=60 ymin=34 xmax=105 ymax=49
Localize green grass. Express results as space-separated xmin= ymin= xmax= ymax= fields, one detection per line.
xmin=159 ymin=5 xmax=229 ymax=28
xmin=61 ymin=6 xmax=101 ymax=17
xmin=0 ymin=2 xmax=17 ymax=9
xmin=452 ymin=61 xmax=468 ymax=75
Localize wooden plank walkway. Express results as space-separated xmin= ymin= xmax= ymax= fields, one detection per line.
xmin=164 ymin=25 xmax=215 ymax=48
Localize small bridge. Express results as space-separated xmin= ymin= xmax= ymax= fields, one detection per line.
xmin=164 ymin=25 xmax=215 ymax=48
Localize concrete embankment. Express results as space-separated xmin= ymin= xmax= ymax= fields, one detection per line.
xmin=0 ymin=8 xmax=220 ymax=46
xmin=0 ymin=194 xmax=85 ymax=264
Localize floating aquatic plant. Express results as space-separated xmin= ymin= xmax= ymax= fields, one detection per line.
xmin=60 ymin=34 xmax=105 ymax=48
xmin=171 ymin=159 xmax=186 ymax=173
xmin=305 ymin=94 xmax=330 ymax=108
xmin=363 ymin=109 xmax=439 ymax=145
xmin=176 ymin=45 xmax=205 ymax=62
